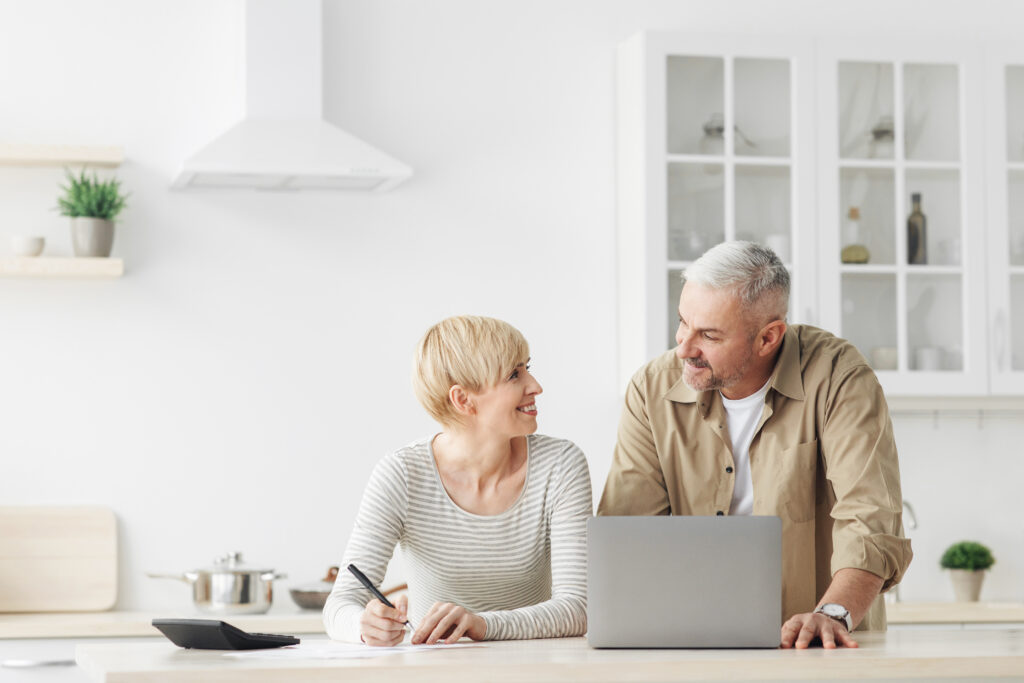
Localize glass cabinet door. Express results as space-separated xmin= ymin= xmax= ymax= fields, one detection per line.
xmin=818 ymin=43 xmax=987 ymax=396
xmin=986 ymin=53 xmax=1024 ymax=393
xmin=664 ymin=53 xmax=797 ymax=348
xmin=616 ymin=34 xmax=815 ymax=390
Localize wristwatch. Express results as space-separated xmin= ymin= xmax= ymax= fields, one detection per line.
xmin=814 ymin=603 xmax=852 ymax=632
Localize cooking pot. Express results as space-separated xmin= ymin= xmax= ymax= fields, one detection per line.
xmin=147 ymin=552 xmax=287 ymax=615
xmin=289 ymin=566 xmax=339 ymax=610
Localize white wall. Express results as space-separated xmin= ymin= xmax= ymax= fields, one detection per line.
xmin=0 ymin=0 xmax=1021 ymax=611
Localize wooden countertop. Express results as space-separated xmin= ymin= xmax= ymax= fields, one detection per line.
xmin=886 ymin=601 xmax=1024 ymax=624
xmin=3 ymin=601 xmax=1022 ymax=639
xmin=75 ymin=630 xmax=1024 ymax=682
xmin=0 ymin=610 xmax=324 ymax=639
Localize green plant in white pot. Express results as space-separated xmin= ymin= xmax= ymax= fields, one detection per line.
xmin=57 ymin=168 xmax=128 ymax=257
xmin=940 ymin=541 xmax=995 ymax=602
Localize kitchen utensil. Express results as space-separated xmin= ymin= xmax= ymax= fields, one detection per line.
xmin=0 ymin=506 xmax=117 ymax=612
xmin=289 ymin=566 xmax=338 ymax=610
xmin=10 ymin=236 xmax=44 ymax=257
xmin=147 ymin=552 xmax=286 ymax=615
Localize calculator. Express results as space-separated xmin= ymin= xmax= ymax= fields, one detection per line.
xmin=152 ymin=618 xmax=300 ymax=650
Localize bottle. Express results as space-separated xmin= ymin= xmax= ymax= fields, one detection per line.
xmin=841 ymin=207 xmax=870 ymax=264
xmin=907 ymin=193 xmax=927 ymax=265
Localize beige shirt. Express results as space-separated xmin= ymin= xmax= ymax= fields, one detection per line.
xmin=597 ymin=325 xmax=912 ymax=631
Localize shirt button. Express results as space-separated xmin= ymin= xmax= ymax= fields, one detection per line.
xmin=726 ymin=466 xmax=734 ymax=473
xmin=716 ymin=511 xmax=724 ymax=516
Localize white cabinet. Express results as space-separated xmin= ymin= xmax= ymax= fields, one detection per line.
xmin=816 ymin=41 xmax=988 ymax=396
xmin=617 ymin=32 xmax=1024 ymax=397
xmin=616 ymin=33 xmax=816 ymax=390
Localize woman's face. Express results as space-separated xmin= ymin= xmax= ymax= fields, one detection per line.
xmin=466 ymin=361 xmax=543 ymax=438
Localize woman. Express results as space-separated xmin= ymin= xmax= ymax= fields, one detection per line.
xmin=323 ymin=315 xmax=591 ymax=645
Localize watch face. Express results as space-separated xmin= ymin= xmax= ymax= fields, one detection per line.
xmin=822 ymin=603 xmax=847 ymax=618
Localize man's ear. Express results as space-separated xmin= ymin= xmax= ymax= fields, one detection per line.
xmin=449 ymin=385 xmax=475 ymax=417
xmin=757 ymin=320 xmax=787 ymax=357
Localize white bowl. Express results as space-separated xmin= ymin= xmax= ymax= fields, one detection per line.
xmin=11 ymin=236 xmax=45 ymax=257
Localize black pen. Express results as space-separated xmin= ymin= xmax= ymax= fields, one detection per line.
xmin=347 ymin=563 xmax=415 ymax=631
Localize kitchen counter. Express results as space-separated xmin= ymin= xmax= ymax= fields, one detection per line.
xmin=4 ymin=602 xmax=1022 ymax=639
xmin=0 ymin=610 xmax=324 ymax=639
xmin=75 ymin=630 xmax=1024 ymax=682
xmin=887 ymin=601 xmax=1024 ymax=625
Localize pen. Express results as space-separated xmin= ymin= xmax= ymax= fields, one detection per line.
xmin=347 ymin=563 xmax=415 ymax=631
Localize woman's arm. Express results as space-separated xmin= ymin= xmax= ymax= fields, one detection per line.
xmin=322 ymin=453 xmax=408 ymax=642
xmin=478 ymin=443 xmax=592 ymax=640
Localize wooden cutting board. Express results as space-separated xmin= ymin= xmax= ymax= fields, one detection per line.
xmin=0 ymin=506 xmax=117 ymax=612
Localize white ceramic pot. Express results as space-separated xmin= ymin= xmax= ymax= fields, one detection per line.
xmin=949 ymin=569 xmax=985 ymax=602
xmin=70 ymin=217 xmax=115 ymax=257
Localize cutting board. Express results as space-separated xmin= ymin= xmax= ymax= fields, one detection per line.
xmin=0 ymin=506 xmax=117 ymax=612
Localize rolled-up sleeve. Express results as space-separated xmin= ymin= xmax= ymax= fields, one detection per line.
xmin=822 ymin=363 xmax=913 ymax=591
xmin=597 ymin=372 xmax=671 ymax=517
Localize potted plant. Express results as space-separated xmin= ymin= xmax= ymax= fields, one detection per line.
xmin=57 ymin=168 xmax=128 ymax=257
xmin=940 ymin=541 xmax=995 ymax=602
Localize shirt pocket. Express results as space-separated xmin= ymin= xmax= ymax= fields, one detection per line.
xmin=781 ymin=439 xmax=819 ymax=523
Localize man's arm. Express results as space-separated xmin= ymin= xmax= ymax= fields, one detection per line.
xmin=780 ymin=568 xmax=883 ymax=649
xmin=597 ymin=373 xmax=671 ymax=516
xmin=781 ymin=360 xmax=912 ymax=648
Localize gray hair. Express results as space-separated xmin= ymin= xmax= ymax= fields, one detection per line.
xmin=682 ymin=241 xmax=790 ymax=322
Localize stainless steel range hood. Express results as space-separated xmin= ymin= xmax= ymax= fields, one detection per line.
xmin=172 ymin=0 xmax=412 ymax=192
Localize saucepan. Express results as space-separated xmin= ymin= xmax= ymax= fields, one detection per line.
xmin=147 ymin=551 xmax=287 ymax=615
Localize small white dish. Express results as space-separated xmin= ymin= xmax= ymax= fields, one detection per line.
xmin=11 ymin=236 xmax=45 ymax=257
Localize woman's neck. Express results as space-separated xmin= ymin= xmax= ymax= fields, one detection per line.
xmin=433 ymin=431 xmax=526 ymax=492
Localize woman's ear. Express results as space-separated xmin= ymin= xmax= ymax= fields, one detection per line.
xmin=449 ymin=385 xmax=475 ymax=417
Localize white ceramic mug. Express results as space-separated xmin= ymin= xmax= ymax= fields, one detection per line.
xmin=915 ymin=347 xmax=942 ymax=371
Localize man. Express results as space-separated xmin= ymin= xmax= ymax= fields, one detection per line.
xmin=598 ymin=241 xmax=912 ymax=649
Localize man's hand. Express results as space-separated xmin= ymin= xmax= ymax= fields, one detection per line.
xmin=410 ymin=601 xmax=486 ymax=645
xmin=780 ymin=612 xmax=859 ymax=649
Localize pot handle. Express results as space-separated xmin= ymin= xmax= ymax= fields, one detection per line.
xmin=146 ymin=572 xmax=200 ymax=583
xmin=260 ymin=571 xmax=287 ymax=581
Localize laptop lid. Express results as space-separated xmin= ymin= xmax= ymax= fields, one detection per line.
xmin=587 ymin=516 xmax=782 ymax=649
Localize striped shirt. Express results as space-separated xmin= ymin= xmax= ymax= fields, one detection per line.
xmin=323 ymin=433 xmax=592 ymax=642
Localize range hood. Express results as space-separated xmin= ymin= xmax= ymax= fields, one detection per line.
xmin=172 ymin=0 xmax=412 ymax=192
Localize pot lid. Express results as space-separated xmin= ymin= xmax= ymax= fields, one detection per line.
xmin=199 ymin=551 xmax=273 ymax=574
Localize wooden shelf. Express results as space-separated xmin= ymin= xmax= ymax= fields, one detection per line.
xmin=0 ymin=257 xmax=123 ymax=278
xmin=0 ymin=143 xmax=124 ymax=168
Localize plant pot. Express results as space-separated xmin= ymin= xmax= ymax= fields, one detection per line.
xmin=949 ymin=569 xmax=985 ymax=601
xmin=70 ymin=217 xmax=115 ymax=257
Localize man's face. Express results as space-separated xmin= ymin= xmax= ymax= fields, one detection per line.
xmin=675 ymin=282 xmax=758 ymax=394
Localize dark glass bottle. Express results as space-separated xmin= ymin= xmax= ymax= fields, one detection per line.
xmin=907 ymin=193 xmax=927 ymax=265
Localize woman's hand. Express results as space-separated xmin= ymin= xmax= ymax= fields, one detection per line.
xmin=359 ymin=594 xmax=409 ymax=647
xmin=411 ymin=601 xmax=486 ymax=644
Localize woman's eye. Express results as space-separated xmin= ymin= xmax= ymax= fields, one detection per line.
xmin=509 ymin=370 xmax=519 ymax=380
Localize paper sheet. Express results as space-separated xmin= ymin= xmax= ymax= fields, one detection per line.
xmin=224 ymin=641 xmax=480 ymax=660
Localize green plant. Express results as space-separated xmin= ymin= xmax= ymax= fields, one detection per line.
xmin=56 ymin=168 xmax=128 ymax=221
xmin=940 ymin=541 xmax=995 ymax=571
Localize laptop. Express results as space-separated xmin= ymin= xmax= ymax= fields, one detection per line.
xmin=587 ymin=515 xmax=782 ymax=648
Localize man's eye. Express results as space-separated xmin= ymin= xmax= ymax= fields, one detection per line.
xmin=509 ymin=370 xmax=519 ymax=380
xmin=703 ymin=333 xmax=717 ymax=341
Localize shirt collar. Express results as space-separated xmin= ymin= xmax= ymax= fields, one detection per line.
xmin=662 ymin=325 xmax=805 ymax=406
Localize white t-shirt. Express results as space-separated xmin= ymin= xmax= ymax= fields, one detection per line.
xmin=720 ymin=378 xmax=772 ymax=516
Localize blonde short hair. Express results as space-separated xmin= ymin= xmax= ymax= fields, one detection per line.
xmin=413 ymin=315 xmax=530 ymax=427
